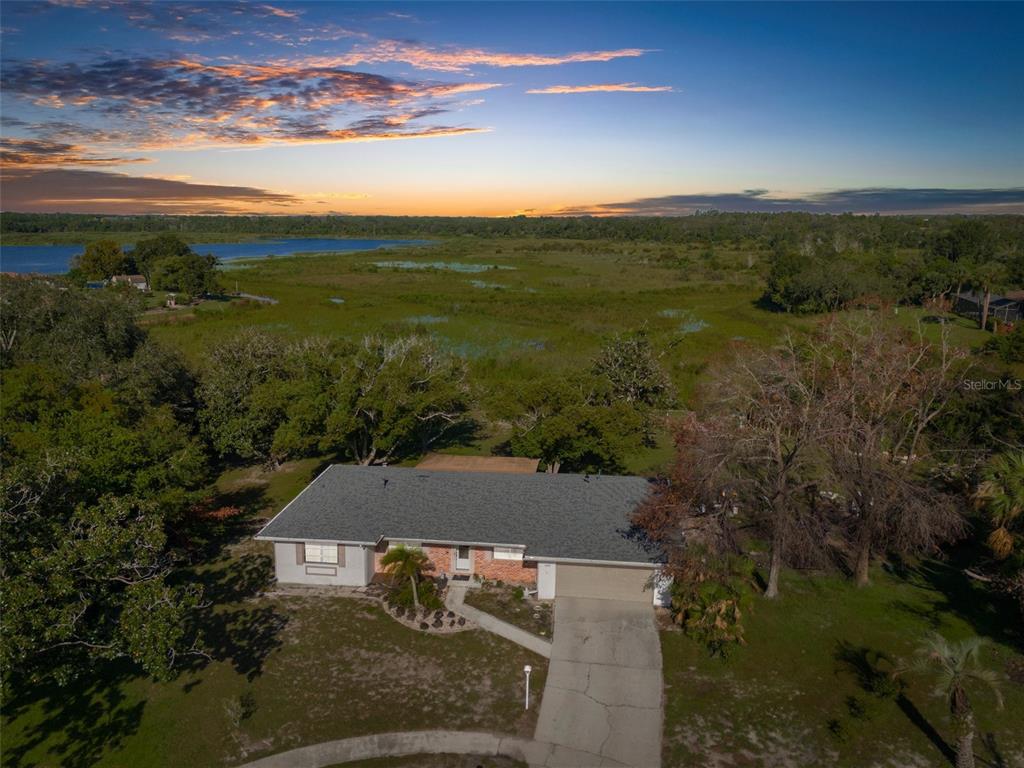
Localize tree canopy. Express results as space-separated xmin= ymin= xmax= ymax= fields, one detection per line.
xmin=1 ymin=280 xmax=209 ymax=687
xmin=73 ymin=239 xmax=133 ymax=279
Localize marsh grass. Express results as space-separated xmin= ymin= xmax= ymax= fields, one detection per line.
xmin=145 ymin=237 xmax=802 ymax=473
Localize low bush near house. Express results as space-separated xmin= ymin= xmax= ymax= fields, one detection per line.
xmin=669 ymin=554 xmax=757 ymax=657
xmin=388 ymin=579 xmax=444 ymax=611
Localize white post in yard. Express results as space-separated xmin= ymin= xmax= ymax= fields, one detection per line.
xmin=523 ymin=664 xmax=532 ymax=710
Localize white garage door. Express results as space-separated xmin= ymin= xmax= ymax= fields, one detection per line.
xmin=554 ymin=563 xmax=652 ymax=602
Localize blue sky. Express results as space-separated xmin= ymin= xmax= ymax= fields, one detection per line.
xmin=1 ymin=1 xmax=1022 ymax=215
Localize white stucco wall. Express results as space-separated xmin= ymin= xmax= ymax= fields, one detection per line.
xmin=273 ymin=541 xmax=373 ymax=586
xmin=537 ymin=562 xmax=556 ymax=600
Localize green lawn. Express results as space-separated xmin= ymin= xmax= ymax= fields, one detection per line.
xmin=214 ymin=456 xmax=332 ymax=515
xmin=662 ymin=561 xmax=1024 ymax=767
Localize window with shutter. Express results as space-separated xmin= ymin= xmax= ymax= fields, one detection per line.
xmin=304 ymin=543 xmax=339 ymax=564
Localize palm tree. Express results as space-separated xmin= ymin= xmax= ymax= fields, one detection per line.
xmin=970 ymin=261 xmax=1008 ymax=331
xmin=909 ymin=633 xmax=1003 ymax=768
xmin=974 ymin=452 xmax=1024 ymax=559
xmin=380 ymin=545 xmax=430 ymax=610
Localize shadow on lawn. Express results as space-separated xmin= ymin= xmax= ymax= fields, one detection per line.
xmin=834 ymin=640 xmax=957 ymax=766
xmin=182 ymin=548 xmax=288 ymax=681
xmin=902 ymin=559 xmax=1023 ymax=653
xmin=170 ymin=480 xmax=289 ymax=679
xmin=2 ymin=663 xmax=145 ymax=768
xmin=3 ymin=486 xmax=290 ymax=767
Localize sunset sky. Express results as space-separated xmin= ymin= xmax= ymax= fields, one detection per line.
xmin=1 ymin=1 xmax=1022 ymax=216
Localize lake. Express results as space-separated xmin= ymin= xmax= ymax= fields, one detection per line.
xmin=0 ymin=237 xmax=431 ymax=274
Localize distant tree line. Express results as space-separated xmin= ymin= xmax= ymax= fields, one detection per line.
xmin=4 ymin=211 xmax=1024 ymax=252
xmin=765 ymin=219 xmax=1023 ymax=323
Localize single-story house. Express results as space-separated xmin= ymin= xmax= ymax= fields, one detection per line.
xmin=255 ymin=465 xmax=670 ymax=605
xmin=955 ymin=291 xmax=1022 ymax=324
xmin=111 ymin=274 xmax=149 ymax=291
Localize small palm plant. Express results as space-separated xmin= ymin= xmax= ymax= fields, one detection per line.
xmin=908 ymin=633 xmax=1003 ymax=768
xmin=974 ymin=451 xmax=1024 ymax=559
xmin=380 ymin=545 xmax=430 ymax=610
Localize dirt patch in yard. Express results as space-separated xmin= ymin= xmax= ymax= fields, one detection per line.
xmin=463 ymin=584 xmax=552 ymax=639
xmin=267 ymin=584 xmax=476 ymax=634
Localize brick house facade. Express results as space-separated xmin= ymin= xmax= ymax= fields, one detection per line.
xmin=373 ymin=541 xmax=537 ymax=585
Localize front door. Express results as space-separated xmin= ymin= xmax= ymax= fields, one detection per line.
xmin=455 ymin=545 xmax=471 ymax=571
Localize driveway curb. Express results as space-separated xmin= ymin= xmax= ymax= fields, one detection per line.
xmin=237 ymin=730 xmax=605 ymax=767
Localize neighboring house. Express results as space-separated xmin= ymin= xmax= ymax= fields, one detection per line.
xmin=85 ymin=280 xmax=107 ymax=290
xmin=255 ymin=465 xmax=670 ymax=605
xmin=111 ymin=274 xmax=149 ymax=291
xmin=954 ymin=290 xmax=1022 ymax=324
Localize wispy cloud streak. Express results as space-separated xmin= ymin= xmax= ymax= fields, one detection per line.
xmin=0 ymin=137 xmax=149 ymax=167
xmin=558 ymin=188 xmax=1024 ymax=216
xmin=527 ymin=83 xmax=673 ymax=94
xmin=311 ymin=42 xmax=652 ymax=72
xmin=42 ymin=0 xmax=322 ymax=43
xmin=2 ymin=167 xmax=299 ymax=213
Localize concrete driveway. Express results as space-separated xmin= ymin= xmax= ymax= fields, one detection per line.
xmin=534 ymin=597 xmax=663 ymax=767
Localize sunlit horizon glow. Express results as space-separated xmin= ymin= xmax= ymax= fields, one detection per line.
xmin=1 ymin=2 xmax=1022 ymax=216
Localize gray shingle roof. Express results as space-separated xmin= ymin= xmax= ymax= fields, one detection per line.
xmin=256 ymin=465 xmax=657 ymax=564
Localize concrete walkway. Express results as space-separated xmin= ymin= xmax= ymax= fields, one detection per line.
xmin=239 ymin=730 xmax=602 ymax=768
xmin=446 ymin=583 xmax=553 ymax=658
xmin=534 ymin=598 xmax=663 ymax=768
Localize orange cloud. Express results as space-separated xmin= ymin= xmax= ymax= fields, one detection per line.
xmin=301 ymin=42 xmax=653 ymax=73
xmin=2 ymin=54 xmax=498 ymax=152
xmin=526 ymin=83 xmax=674 ymax=94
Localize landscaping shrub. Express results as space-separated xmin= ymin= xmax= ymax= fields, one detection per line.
xmin=387 ymin=578 xmax=443 ymax=611
xmin=984 ymin=323 xmax=1024 ymax=363
xmin=670 ymin=554 xmax=757 ymax=657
